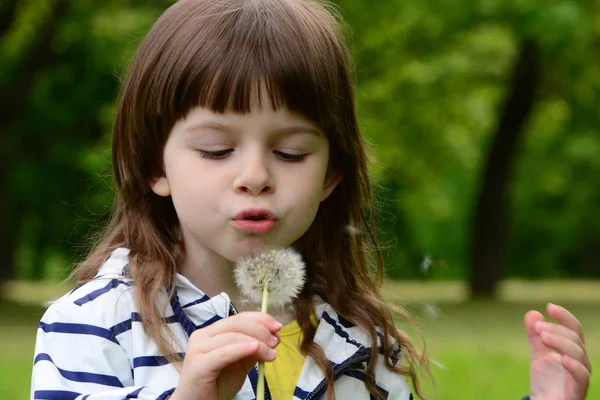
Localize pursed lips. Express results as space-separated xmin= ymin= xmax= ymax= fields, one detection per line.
xmin=232 ymin=208 xmax=277 ymax=233
xmin=233 ymin=208 xmax=276 ymax=221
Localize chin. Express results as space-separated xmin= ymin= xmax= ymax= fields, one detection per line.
xmin=227 ymin=243 xmax=269 ymax=261
xmin=230 ymin=240 xmax=292 ymax=260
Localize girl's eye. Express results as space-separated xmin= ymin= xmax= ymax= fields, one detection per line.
xmin=274 ymin=151 xmax=306 ymax=162
xmin=198 ymin=149 xmax=233 ymax=159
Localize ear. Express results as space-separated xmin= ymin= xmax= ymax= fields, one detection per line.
xmin=320 ymin=169 xmax=342 ymax=201
xmin=150 ymin=176 xmax=171 ymax=197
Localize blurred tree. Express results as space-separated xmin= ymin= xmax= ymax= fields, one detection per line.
xmin=469 ymin=39 xmax=539 ymax=298
xmin=0 ymin=0 xmax=168 ymax=296
xmin=0 ymin=0 xmax=70 ymax=290
xmin=1 ymin=0 xmax=599 ymax=299
xmin=336 ymin=0 xmax=600 ymax=296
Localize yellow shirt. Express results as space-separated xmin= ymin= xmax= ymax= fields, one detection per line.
xmin=264 ymin=318 xmax=305 ymax=400
xmin=264 ymin=312 xmax=317 ymax=400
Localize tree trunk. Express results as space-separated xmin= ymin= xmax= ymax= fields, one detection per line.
xmin=0 ymin=1 xmax=18 ymax=38
xmin=0 ymin=0 xmax=69 ymax=298
xmin=0 ymin=161 xmax=14 ymax=284
xmin=468 ymin=39 xmax=540 ymax=299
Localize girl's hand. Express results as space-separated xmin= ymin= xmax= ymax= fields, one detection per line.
xmin=525 ymin=304 xmax=592 ymax=400
xmin=170 ymin=312 xmax=281 ymax=400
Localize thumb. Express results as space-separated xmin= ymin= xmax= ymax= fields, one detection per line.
xmin=525 ymin=310 xmax=549 ymax=361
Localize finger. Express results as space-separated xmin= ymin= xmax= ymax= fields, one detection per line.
xmin=547 ymin=304 xmax=585 ymax=344
xmin=192 ymin=313 xmax=280 ymax=343
xmin=200 ymin=341 xmax=276 ymax=376
xmin=216 ymin=312 xmax=282 ymax=333
xmin=539 ymin=331 xmax=589 ymax=370
xmin=194 ymin=332 xmax=279 ymax=353
xmin=239 ymin=356 xmax=260 ymax=374
xmin=535 ymin=321 xmax=585 ymax=349
xmin=525 ymin=310 xmax=550 ymax=360
xmin=562 ymin=355 xmax=591 ymax=398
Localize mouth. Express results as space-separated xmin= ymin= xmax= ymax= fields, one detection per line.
xmin=232 ymin=209 xmax=277 ymax=233
xmin=234 ymin=209 xmax=276 ymax=221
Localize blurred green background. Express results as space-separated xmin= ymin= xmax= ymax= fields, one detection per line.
xmin=0 ymin=0 xmax=598 ymax=399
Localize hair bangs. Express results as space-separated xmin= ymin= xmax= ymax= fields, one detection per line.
xmin=165 ymin=0 xmax=346 ymax=132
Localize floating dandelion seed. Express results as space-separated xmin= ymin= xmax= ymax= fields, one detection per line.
xmin=421 ymin=254 xmax=432 ymax=273
xmin=344 ymin=224 xmax=361 ymax=237
xmin=430 ymin=359 xmax=446 ymax=370
xmin=234 ymin=248 xmax=306 ymax=400
xmin=422 ymin=303 xmax=440 ymax=320
xmin=420 ymin=254 xmax=449 ymax=274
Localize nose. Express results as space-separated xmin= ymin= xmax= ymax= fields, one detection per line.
xmin=233 ymin=150 xmax=275 ymax=196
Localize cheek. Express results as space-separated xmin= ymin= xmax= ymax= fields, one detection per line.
xmin=167 ymin=168 xmax=221 ymax=214
xmin=291 ymin=181 xmax=326 ymax=220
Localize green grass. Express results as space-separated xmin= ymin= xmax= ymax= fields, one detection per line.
xmin=0 ymin=301 xmax=47 ymax=400
xmin=394 ymin=301 xmax=599 ymax=399
xmin=384 ymin=281 xmax=600 ymax=400
xmin=2 ymin=280 xmax=599 ymax=400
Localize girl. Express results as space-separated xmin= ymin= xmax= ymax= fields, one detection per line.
xmin=31 ymin=0 xmax=591 ymax=399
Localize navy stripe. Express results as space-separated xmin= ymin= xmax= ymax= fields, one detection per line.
xmin=249 ymin=366 xmax=273 ymax=400
xmin=197 ymin=314 xmax=222 ymax=329
xmin=265 ymin=377 xmax=273 ymax=400
xmin=390 ymin=346 xmax=401 ymax=365
xmin=169 ymin=290 xmax=197 ymax=337
xmin=74 ymin=279 xmax=132 ymax=306
xmin=126 ymin=387 xmax=144 ymax=398
xmin=343 ymin=370 xmax=389 ymax=399
xmin=321 ymin=311 xmax=362 ymax=348
xmin=157 ymin=388 xmax=176 ymax=400
xmin=295 ymin=360 xmax=339 ymax=400
xmin=110 ymin=318 xmax=132 ymax=337
xmin=39 ymin=322 xmax=119 ymax=345
xmin=132 ymin=353 xmax=184 ymax=368
xmin=129 ymin=312 xmax=178 ymax=324
xmin=35 ymin=353 xmax=124 ymax=388
xmin=337 ymin=315 xmax=356 ymax=328
xmin=294 ymin=386 xmax=310 ymax=398
xmin=134 ymin=356 xmax=170 ymax=367
xmin=376 ymin=332 xmax=402 ymax=363
xmin=182 ymin=295 xmax=210 ymax=308
xmin=296 ymin=350 xmax=373 ymax=400
xmin=110 ymin=313 xmax=179 ymax=337
xmin=33 ymin=390 xmax=81 ymax=399
xmin=248 ymin=366 xmax=258 ymax=397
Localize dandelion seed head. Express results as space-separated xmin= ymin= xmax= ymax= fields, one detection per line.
xmin=234 ymin=248 xmax=306 ymax=308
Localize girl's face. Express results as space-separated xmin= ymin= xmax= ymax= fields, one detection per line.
xmin=151 ymin=101 xmax=341 ymax=265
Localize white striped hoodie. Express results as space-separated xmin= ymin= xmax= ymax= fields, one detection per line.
xmin=31 ymin=248 xmax=413 ymax=400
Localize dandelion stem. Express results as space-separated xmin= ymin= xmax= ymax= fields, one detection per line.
xmin=257 ymin=284 xmax=270 ymax=400
xmin=261 ymin=284 xmax=270 ymax=313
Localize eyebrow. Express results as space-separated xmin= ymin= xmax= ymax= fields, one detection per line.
xmin=184 ymin=121 xmax=323 ymax=137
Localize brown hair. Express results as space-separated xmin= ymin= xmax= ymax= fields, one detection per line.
xmin=74 ymin=0 xmax=430 ymax=398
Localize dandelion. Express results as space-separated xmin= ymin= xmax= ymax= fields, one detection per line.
xmin=234 ymin=248 xmax=306 ymax=400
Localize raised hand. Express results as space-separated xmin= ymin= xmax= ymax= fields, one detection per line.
xmin=170 ymin=312 xmax=281 ymax=400
xmin=525 ymin=304 xmax=592 ymax=400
